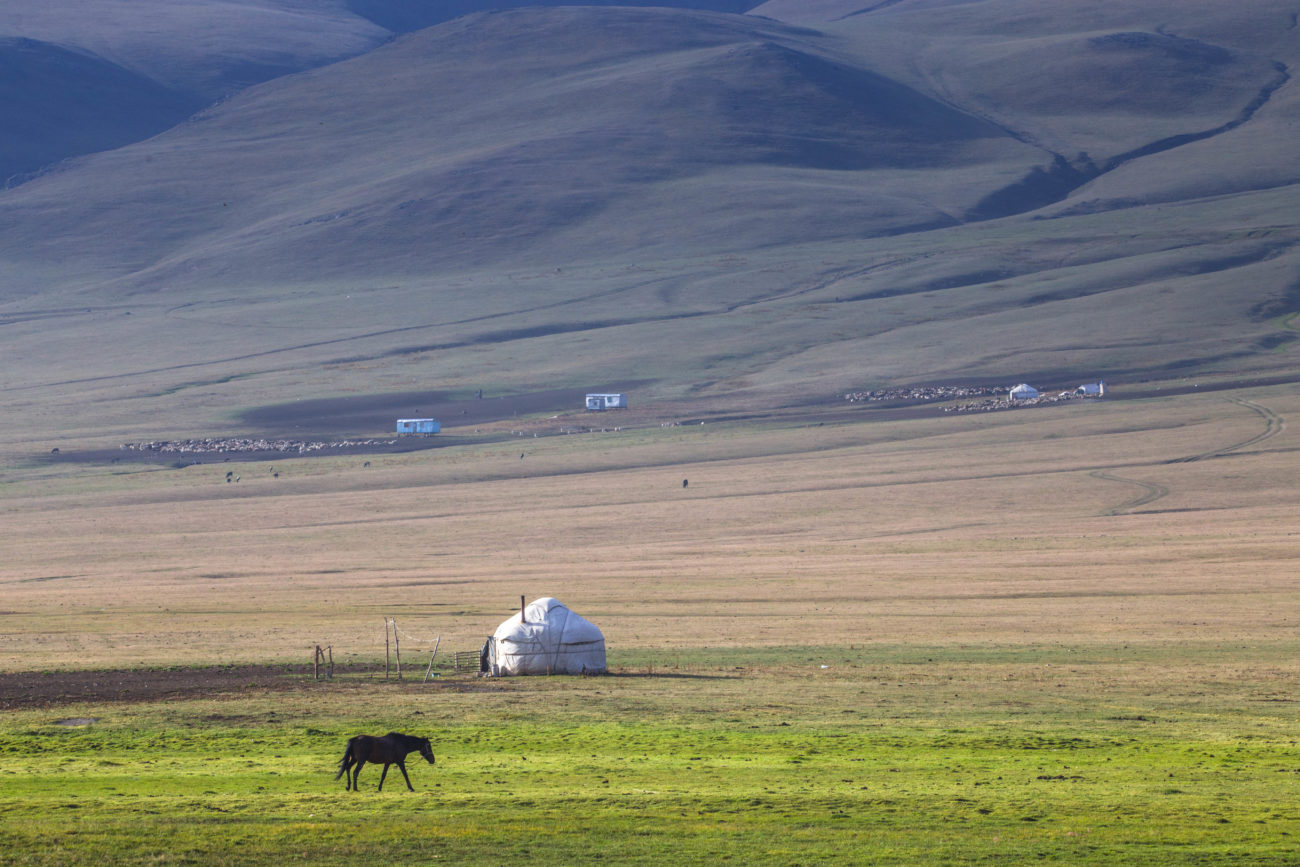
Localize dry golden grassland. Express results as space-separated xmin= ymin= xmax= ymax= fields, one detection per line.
xmin=0 ymin=384 xmax=1295 ymax=671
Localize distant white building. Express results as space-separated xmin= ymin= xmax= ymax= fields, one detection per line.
xmin=396 ymin=418 xmax=440 ymax=435
xmin=1009 ymin=383 xmax=1039 ymax=401
xmin=585 ymin=393 xmax=627 ymax=411
xmin=1076 ymin=381 xmax=1106 ymax=396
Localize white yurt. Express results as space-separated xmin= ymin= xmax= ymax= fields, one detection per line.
xmin=485 ymin=597 xmax=606 ymax=676
xmin=1009 ymin=383 xmax=1039 ymax=401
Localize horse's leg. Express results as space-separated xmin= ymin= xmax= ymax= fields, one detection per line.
xmin=398 ymin=759 xmax=414 ymax=791
xmin=378 ymin=763 xmax=389 ymax=791
xmin=350 ymin=759 xmax=366 ymax=792
xmin=337 ymin=743 xmax=355 ymax=789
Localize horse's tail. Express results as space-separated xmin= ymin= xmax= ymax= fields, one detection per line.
xmin=335 ymin=737 xmax=357 ymax=780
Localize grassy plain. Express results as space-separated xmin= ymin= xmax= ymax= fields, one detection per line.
xmin=3 ymin=653 xmax=1299 ymax=865
xmin=1 ymin=383 xmax=1298 ymax=863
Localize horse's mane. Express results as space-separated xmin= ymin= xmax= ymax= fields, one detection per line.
xmin=385 ymin=731 xmax=430 ymax=748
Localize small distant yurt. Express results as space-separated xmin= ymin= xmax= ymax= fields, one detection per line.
xmin=1009 ymin=383 xmax=1039 ymax=401
xmin=484 ymin=597 xmax=606 ymax=676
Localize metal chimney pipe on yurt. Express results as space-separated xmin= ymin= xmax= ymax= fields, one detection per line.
xmin=520 ymin=595 xmax=527 ymax=623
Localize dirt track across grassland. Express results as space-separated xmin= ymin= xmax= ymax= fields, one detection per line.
xmin=0 ymin=665 xmax=506 ymax=709
xmin=0 ymin=665 xmax=315 ymax=709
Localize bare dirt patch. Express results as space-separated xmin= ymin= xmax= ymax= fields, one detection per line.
xmin=0 ymin=664 xmax=315 ymax=709
xmin=45 ymin=385 xmax=643 ymax=465
xmin=0 ymin=665 xmax=502 ymax=709
xmin=238 ymin=386 xmax=633 ymax=436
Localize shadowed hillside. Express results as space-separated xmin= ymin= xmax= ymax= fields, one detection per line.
xmin=754 ymin=0 xmax=1300 ymax=215
xmin=0 ymin=1 xmax=389 ymax=99
xmin=0 ymin=7 xmax=1044 ymax=291
xmin=0 ymin=37 xmax=205 ymax=184
xmin=0 ymin=0 xmax=390 ymax=180
xmin=0 ymin=0 xmax=770 ymax=181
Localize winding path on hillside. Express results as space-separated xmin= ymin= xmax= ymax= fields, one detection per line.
xmin=1091 ymin=397 xmax=1285 ymax=514
xmin=1090 ymin=471 xmax=1170 ymax=516
xmin=1167 ymin=398 xmax=1286 ymax=463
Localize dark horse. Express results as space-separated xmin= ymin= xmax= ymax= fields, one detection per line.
xmin=335 ymin=732 xmax=435 ymax=792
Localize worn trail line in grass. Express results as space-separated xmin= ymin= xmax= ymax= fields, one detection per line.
xmin=1089 ymin=470 xmax=1170 ymax=516
xmin=1095 ymin=395 xmax=1285 ymax=512
xmin=1170 ymin=397 xmax=1284 ymax=463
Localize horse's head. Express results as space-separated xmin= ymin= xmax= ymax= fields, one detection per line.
xmin=419 ymin=738 xmax=436 ymax=765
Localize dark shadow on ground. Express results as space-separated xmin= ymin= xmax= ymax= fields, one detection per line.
xmin=602 ymin=671 xmax=741 ymax=680
xmin=0 ymin=664 xmax=510 ymax=708
xmin=238 ymin=385 xmax=638 ymax=437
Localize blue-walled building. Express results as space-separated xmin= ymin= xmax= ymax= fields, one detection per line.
xmin=396 ymin=418 xmax=440 ymax=435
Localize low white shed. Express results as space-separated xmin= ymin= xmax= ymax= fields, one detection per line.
xmin=585 ymin=393 xmax=627 ymax=411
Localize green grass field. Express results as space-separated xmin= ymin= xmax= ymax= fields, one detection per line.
xmin=2 ymin=644 xmax=1298 ymax=864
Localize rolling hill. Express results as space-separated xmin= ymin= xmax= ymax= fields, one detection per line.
xmin=754 ymin=0 xmax=1300 ymax=212
xmin=0 ymin=8 xmax=1047 ymax=288
xmin=0 ymin=36 xmax=206 ymax=184
xmin=0 ymin=1 xmax=1296 ymax=447
xmin=0 ymin=0 xmax=765 ymax=182
xmin=0 ymin=1 xmax=391 ymax=182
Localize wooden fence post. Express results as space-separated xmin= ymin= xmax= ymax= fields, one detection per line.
xmin=394 ymin=618 xmax=402 ymax=680
xmin=422 ymin=637 xmax=442 ymax=683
